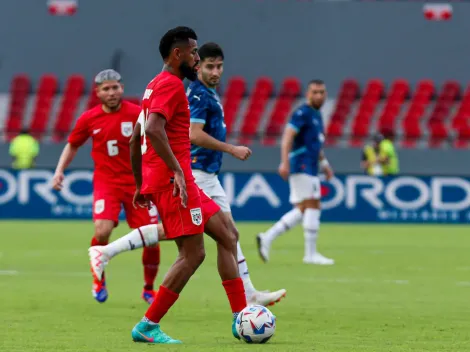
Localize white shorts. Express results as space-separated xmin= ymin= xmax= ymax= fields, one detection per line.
xmin=288 ymin=173 xmax=321 ymax=204
xmin=192 ymin=170 xmax=231 ymax=213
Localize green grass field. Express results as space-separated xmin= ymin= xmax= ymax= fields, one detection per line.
xmin=0 ymin=221 xmax=469 ymax=351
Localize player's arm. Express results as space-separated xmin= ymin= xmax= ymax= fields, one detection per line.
xmin=129 ymin=120 xmax=143 ymax=189
xmin=52 ymin=115 xmax=89 ymax=190
xmin=279 ymin=126 xmax=297 ymax=180
xmin=319 ymin=149 xmax=334 ymax=180
xmin=190 ymin=123 xmax=251 ymax=160
xmin=145 ymin=113 xmax=187 ymax=207
xmin=188 ymin=92 xmax=251 ymax=160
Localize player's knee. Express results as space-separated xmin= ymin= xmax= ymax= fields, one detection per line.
xmin=187 ymin=247 xmax=206 ymax=270
xmin=94 ymin=224 xmax=113 ymax=242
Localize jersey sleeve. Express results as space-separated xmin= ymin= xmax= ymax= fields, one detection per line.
xmin=149 ymin=80 xmax=183 ymax=121
xmin=189 ymin=92 xmax=209 ymax=125
xmin=287 ymin=109 xmax=305 ymax=132
xmin=68 ymin=113 xmax=90 ymax=147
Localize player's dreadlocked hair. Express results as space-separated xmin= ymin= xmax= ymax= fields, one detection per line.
xmin=159 ymin=26 xmax=198 ymax=60
xmin=198 ymin=42 xmax=224 ymax=62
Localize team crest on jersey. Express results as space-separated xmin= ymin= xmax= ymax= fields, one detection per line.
xmin=190 ymin=208 xmax=203 ymax=226
xmin=121 ymin=122 xmax=133 ymax=137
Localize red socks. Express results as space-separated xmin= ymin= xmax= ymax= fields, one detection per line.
xmin=145 ymin=285 xmax=179 ymax=323
xmin=142 ymin=245 xmax=160 ymax=291
xmin=91 ymin=236 xmax=108 ymax=246
xmin=222 ymin=278 xmax=247 ymax=314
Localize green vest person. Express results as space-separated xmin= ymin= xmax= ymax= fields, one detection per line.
xmin=378 ymin=131 xmax=399 ymax=175
xmin=9 ymin=129 xmax=40 ymax=169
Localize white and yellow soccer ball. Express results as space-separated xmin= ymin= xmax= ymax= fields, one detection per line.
xmin=236 ymin=305 xmax=276 ymax=343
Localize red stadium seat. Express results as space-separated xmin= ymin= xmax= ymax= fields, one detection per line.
xmin=222 ymin=76 xmax=246 ymax=135
xmin=239 ymin=77 xmax=273 ymax=142
xmin=262 ymin=77 xmax=302 ymax=145
xmin=52 ymin=74 xmax=85 ymax=141
xmin=29 ymin=74 xmax=58 ymax=139
xmin=5 ymin=74 xmax=31 ymax=140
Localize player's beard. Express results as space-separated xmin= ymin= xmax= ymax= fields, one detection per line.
xmin=103 ymin=98 xmax=122 ymax=111
xmin=180 ymin=61 xmax=198 ymax=81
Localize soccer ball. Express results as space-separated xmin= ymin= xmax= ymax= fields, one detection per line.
xmin=235 ymin=305 xmax=276 ymax=343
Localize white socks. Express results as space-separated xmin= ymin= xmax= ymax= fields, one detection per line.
xmin=237 ymin=241 xmax=256 ymax=298
xmin=102 ymin=224 xmax=159 ymax=259
xmin=262 ymin=207 xmax=303 ymax=245
xmin=303 ymin=208 xmax=320 ymax=259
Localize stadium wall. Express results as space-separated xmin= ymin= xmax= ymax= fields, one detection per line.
xmin=0 ymin=144 xmax=468 ymax=176
xmin=1 ymin=169 xmax=469 ymax=223
xmin=1 ymin=0 xmax=470 ymax=95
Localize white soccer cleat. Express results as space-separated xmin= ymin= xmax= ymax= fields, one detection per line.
xmin=88 ymin=246 xmax=110 ymax=281
xmin=303 ymin=253 xmax=335 ymax=265
xmin=247 ymin=289 xmax=287 ymax=307
xmin=256 ymin=234 xmax=270 ymax=262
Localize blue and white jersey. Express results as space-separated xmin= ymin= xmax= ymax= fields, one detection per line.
xmin=187 ymin=79 xmax=226 ymax=174
xmin=287 ymin=104 xmax=325 ymax=176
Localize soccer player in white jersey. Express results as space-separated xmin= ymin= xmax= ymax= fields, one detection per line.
xmin=256 ymin=80 xmax=335 ymax=265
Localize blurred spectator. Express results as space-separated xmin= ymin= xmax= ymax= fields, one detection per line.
xmin=9 ymin=129 xmax=40 ymax=169
xmin=361 ymin=134 xmax=384 ymax=176
xmin=378 ymin=129 xmax=399 ymax=175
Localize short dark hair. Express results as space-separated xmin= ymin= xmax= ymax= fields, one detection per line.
xmin=308 ymin=79 xmax=325 ymax=86
xmin=198 ymin=42 xmax=224 ymax=62
xmin=159 ymin=26 xmax=198 ymax=60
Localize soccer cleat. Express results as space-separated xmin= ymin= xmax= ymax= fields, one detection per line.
xmin=303 ymin=253 xmax=335 ymax=265
xmin=256 ymin=234 xmax=270 ymax=262
xmin=232 ymin=314 xmax=240 ymax=340
xmin=88 ymin=246 xmax=110 ymax=281
xmin=92 ymin=278 xmax=108 ymax=303
xmin=142 ymin=289 xmax=157 ymax=304
xmin=247 ymin=289 xmax=287 ymax=307
xmin=132 ymin=321 xmax=182 ymax=344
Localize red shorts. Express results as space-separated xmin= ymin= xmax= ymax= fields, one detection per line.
xmin=148 ymin=181 xmax=220 ymax=239
xmin=93 ymin=184 xmax=158 ymax=228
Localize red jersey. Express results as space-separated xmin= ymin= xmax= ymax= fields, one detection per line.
xmin=140 ymin=71 xmax=194 ymax=193
xmin=68 ymin=100 xmax=141 ymax=187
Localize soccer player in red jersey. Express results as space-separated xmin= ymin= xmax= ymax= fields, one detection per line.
xmin=52 ymin=70 xmax=161 ymax=304
xmin=126 ymin=26 xmax=247 ymax=344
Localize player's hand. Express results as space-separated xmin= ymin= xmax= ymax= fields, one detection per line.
xmin=230 ymin=146 xmax=252 ymax=161
xmin=278 ymin=161 xmax=290 ymax=180
xmin=173 ymin=170 xmax=188 ymax=208
xmin=133 ymin=189 xmax=151 ymax=209
xmin=52 ymin=171 xmax=64 ymax=191
xmin=324 ymin=165 xmax=334 ymax=181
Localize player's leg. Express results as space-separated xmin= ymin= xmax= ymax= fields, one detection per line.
xmin=122 ymin=194 xmax=161 ymax=304
xmin=132 ymin=187 xmax=207 ymax=344
xmin=89 ymin=224 xmax=160 ymax=280
xmin=256 ymin=174 xmax=303 ymax=262
xmin=301 ymin=177 xmax=334 ymax=265
xmin=89 ymin=186 xmax=121 ymax=303
xmin=201 ymin=194 xmax=247 ymax=339
xmin=222 ymin=211 xmax=287 ymax=306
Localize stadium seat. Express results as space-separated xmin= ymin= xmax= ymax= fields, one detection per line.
xmin=5 ymin=74 xmax=31 ymax=140
xmin=429 ymin=122 xmax=448 ymax=148
xmin=222 ymin=76 xmax=246 ymax=135
xmin=376 ymin=79 xmax=409 ymax=132
xmin=349 ymin=78 xmax=384 ymax=142
xmin=29 ymin=74 xmax=58 ymax=139
xmin=454 ymin=126 xmax=470 ymax=148
xmin=263 ymin=77 xmax=301 ymax=145
xmin=239 ymin=77 xmax=274 ymax=144
xmin=52 ymin=74 xmax=85 ymax=141
xmin=326 ymin=78 xmax=360 ymax=144
xmin=86 ymin=83 xmax=100 ymax=110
